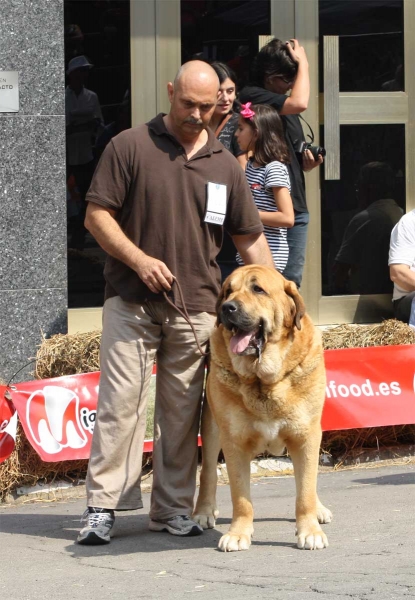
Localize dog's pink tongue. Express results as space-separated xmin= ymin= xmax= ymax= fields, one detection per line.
xmin=230 ymin=331 xmax=252 ymax=354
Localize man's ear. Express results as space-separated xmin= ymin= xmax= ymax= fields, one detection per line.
xmin=167 ymin=82 xmax=174 ymax=104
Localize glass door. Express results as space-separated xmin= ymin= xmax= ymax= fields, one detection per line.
xmin=278 ymin=0 xmax=415 ymax=324
xmin=319 ymin=0 xmax=407 ymax=323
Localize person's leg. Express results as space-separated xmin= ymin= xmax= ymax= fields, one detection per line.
xmin=78 ymin=297 xmax=161 ymax=544
xmin=86 ymin=297 xmax=160 ymax=510
xmin=149 ymin=305 xmax=215 ymax=529
xmin=393 ymin=292 xmax=415 ymax=323
xmin=282 ymin=211 xmax=309 ymax=288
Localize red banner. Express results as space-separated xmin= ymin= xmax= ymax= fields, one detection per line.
xmin=1 ymin=344 xmax=415 ymax=463
xmin=0 ymin=392 xmax=17 ymax=463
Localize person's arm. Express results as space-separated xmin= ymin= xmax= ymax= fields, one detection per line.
xmin=232 ymin=232 xmax=274 ymax=267
xmin=389 ymin=264 xmax=415 ymax=292
xmin=84 ymin=202 xmax=174 ymax=293
xmin=279 ymin=39 xmax=310 ymax=115
xmin=259 ymin=187 xmax=294 ymax=228
xmin=302 ymin=149 xmax=324 ymax=172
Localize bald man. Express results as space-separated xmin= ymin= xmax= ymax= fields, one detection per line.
xmin=77 ymin=61 xmax=273 ymax=545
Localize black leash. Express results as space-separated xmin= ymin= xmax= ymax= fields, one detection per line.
xmin=163 ymin=278 xmax=210 ymax=357
xmin=6 ymin=358 xmax=38 ymax=387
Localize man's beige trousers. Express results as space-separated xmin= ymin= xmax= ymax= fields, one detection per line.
xmin=86 ymin=296 xmax=215 ymax=520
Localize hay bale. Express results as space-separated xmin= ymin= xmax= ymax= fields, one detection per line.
xmin=322 ymin=318 xmax=415 ymax=349
xmin=1 ymin=320 xmax=415 ymax=500
xmin=0 ymin=422 xmax=88 ymax=502
xmin=35 ymin=330 xmax=101 ymax=379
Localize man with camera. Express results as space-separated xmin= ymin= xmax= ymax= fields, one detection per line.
xmin=239 ymin=38 xmax=324 ymax=288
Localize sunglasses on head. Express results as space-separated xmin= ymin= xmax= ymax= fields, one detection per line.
xmin=270 ymin=74 xmax=294 ymax=85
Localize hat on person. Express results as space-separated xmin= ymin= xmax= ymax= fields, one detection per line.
xmin=66 ymin=55 xmax=93 ymax=75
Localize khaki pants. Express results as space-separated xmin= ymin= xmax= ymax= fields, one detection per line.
xmin=86 ymin=296 xmax=215 ymax=520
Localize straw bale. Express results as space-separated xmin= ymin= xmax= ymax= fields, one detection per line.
xmin=1 ymin=320 xmax=415 ymax=500
xmin=322 ymin=319 xmax=415 ymax=349
xmin=0 ymin=422 xmax=88 ymax=501
xmin=35 ymin=330 xmax=101 ymax=379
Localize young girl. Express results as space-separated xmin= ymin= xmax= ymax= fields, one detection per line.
xmin=235 ymin=102 xmax=294 ymax=273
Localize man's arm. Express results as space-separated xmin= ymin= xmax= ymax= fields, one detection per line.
xmin=85 ymin=202 xmax=174 ymax=293
xmin=279 ymin=39 xmax=310 ymax=115
xmin=302 ymin=149 xmax=324 ymax=172
xmin=389 ymin=264 xmax=415 ymax=293
xmin=232 ymin=232 xmax=274 ymax=268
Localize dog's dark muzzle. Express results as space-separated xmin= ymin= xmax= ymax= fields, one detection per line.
xmin=220 ymin=301 xmax=265 ymax=356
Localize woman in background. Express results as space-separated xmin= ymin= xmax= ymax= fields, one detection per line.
xmin=210 ymin=62 xmax=247 ymax=279
xmin=210 ymin=62 xmax=247 ymax=169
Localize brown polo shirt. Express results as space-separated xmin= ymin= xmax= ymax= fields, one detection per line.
xmin=86 ymin=113 xmax=263 ymax=312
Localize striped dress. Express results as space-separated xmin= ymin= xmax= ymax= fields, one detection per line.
xmin=236 ymin=159 xmax=292 ymax=272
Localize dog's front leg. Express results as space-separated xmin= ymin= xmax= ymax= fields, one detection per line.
xmin=286 ymin=425 xmax=329 ymax=550
xmin=218 ymin=441 xmax=254 ymax=552
xmin=193 ymin=399 xmax=221 ymax=529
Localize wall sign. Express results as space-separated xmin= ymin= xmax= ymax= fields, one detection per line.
xmin=0 ymin=71 xmax=19 ymax=112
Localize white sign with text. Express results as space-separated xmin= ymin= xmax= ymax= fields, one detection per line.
xmin=0 ymin=71 xmax=19 ymax=112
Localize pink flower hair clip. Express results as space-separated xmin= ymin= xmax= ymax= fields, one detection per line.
xmin=240 ymin=102 xmax=255 ymax=120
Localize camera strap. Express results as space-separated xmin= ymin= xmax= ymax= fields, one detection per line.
xmin=299 ymin=114 xmax=315 ymax=144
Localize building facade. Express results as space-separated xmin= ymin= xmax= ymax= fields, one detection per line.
xmin=1 ymin=0 xmax=414 ymax=381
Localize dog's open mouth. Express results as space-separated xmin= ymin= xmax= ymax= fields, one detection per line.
xmin=229 ymin=323 xmax=264 ymax=355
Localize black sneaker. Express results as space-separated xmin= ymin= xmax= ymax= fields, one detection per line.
xmin=77 ymin=507 xmax=115 ymax=545
xmin=148 ymin=515 xmax=203 ymax=537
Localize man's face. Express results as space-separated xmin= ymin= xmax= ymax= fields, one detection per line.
xmin=69 ymin=67 xmax=90 ymax=86
xmin=267 ymin=74 xmax=296 ymax=95
xmin=168 ymin=79 xmax=219 ymax=138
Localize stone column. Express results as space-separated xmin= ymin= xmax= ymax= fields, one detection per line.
xmin=0 ymin=0 xmax=67 ymax=382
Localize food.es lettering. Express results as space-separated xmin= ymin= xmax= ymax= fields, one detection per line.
xmin=326 ymin=379 xmax=401 ymax=399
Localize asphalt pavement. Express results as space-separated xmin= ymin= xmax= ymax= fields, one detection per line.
xmin=1 ymin=462 xmax=414 ymax=600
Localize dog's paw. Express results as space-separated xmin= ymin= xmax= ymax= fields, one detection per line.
xmin=297 ymin=527 xmax=328 ymax=550
xmin=218 ymin=532 xmax=252 ymax=552
xmin=192 ymin=508 xmax=219 ymax=529
xmin=316 ymin=503 xmax=333 ymax=524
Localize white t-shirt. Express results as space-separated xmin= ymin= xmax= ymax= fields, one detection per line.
xmin=236 ymin=159 xmax=291 ymax=272
xmin=388 ymin=209 xmax=415 ymax=301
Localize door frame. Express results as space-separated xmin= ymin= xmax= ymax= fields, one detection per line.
xmin=270 ymin=0 xmax=415 ymax=324
xmin=68 ymin=0 xmax=415 ymax=332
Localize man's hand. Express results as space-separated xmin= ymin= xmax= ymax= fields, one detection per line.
xmin=285 ymin=39 xmax=308 ymax=66
xmin=84 ymin=203 xmax=174 ymax=294
xmin=135 ymin=255 xmax=174 ymax=294
xmin=302 ymin=149 xmax=323 ymax=172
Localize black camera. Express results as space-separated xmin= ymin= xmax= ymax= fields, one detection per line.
xmin=295 ymin=116 xmax=326 ymax=161
xmin=296 ymin=141 xmax=326 ymax=161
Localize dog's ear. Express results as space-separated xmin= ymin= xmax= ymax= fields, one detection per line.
xmin=215 ymin=285 xmax=225 ymax=327
xmin=284 ymin=279 xmax=306 ymax=331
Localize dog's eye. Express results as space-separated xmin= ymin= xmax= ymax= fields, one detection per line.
xmin=253 ymin=285 xmax=266 ymax=294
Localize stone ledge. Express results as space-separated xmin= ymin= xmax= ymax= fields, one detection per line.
xmin=2 ymin=448 xmax=414 ymax=506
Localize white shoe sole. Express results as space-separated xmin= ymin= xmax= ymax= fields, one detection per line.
xmin=77 ymin=530 xmax=111 ymax=545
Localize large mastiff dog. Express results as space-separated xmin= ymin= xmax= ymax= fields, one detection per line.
xmin=193 ymin=265 xmax=332 ymax=551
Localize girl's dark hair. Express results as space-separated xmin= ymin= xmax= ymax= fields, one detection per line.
xmin=251 ymin=39 xmax=297 ymax=87
xmin=210 ymin=61 xmax=241 ymax=112
xmin=242 ymin=104 xmax=290 ymax=166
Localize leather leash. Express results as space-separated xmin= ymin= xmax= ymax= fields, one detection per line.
xmin=162 ymin=278 xmax=210 ymax=357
